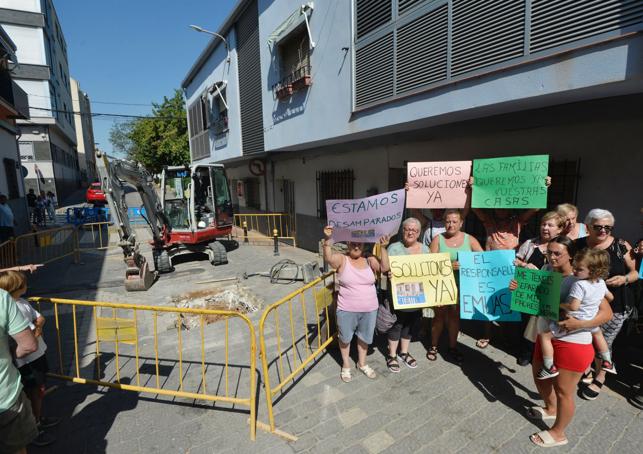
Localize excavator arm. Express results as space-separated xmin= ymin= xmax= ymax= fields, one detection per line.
xmin=96 ymin=154 xmax=168 ymax=291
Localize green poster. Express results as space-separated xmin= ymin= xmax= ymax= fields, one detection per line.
xmin=472 ymin=155 xmax=549 ymax=208
xmin=510 ymin=267 xmax=562 ymax=320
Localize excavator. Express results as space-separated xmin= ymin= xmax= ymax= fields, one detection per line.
xmin=96 ymin=153 xmax=233 ymax=291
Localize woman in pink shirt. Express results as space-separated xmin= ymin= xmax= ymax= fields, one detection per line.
xmin=323 ymin=226 xmax=388 ymax=383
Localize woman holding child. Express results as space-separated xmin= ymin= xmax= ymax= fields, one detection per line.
xmin=510 ymin=236 xmax=613 ymax=447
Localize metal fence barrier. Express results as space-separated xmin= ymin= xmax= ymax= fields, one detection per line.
xmin=30 ymin=297 xmax=258 ymax=441
xmin=233 ymin=213 xmax=297 ymax=247
xmin=259 ymin=271 xmax=336 ymax=433
xmin=0 ymin=222 xmax=113 ymax=269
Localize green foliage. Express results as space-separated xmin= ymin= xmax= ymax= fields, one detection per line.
xmin=108 ymin=89 xmax=189 ymax=173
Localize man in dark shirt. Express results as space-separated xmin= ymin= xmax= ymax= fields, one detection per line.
xmin=26 ymin=189 xmax=36 ymax=224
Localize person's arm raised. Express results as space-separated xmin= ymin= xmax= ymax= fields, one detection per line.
xmin=322 ymin=226 xmax=344 ymax=270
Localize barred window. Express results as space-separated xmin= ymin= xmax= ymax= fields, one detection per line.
xmin=316 ymin=169 xmax=354 ymax=218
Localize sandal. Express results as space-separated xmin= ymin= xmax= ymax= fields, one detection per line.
xmin=581 ymin=379 xmax=603 ymax=400
xmin=476 ymin=338 xmax=490 ymax=349
xmin=448 ymin=348 xmax=463 ymax=364
xmin=526 ymin=406 xmax=556 ymax=422
xmin=357 ymin=363 xmax=377 ymax=379
xmin=386 ymin=355 xmax=400 ymax=373
xmin=398 ymin=352 xmax=418 ymax=369
xmin=426 ymin=346 xmax=438 ymax=361
xmin=530 ymin=430 xmax=568 ymax=448
xmin=581 ymin=370 xmax=594 ymax=385
xmin=340 ymin=368 xmax=352 ymax=383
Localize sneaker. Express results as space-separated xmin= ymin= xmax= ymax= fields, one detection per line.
xmin=601 ymin=360 xmax=617 ymax=375
xmin=39 ymin=416 xmax=61 ymax=429
xmin=517 ymin=355 xmax=531 ymax=367
xmin=31 ymin=430 xmax=55 ymax=447
xmin=537 ymin=365 xmax=560 ymax=380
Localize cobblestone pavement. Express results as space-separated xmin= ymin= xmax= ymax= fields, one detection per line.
xmin=23 ymin=235 xmax=642 ymax=454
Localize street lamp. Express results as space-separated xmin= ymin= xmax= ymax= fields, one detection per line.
xmin=189 ymin=25 xmax=230 ymax=63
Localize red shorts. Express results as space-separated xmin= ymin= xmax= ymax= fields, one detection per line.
xmin=533 ymin=336 xmax=595 ymax=373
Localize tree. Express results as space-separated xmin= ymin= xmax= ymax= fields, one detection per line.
xmin=108 ymin=89 xmax=189 ymax=172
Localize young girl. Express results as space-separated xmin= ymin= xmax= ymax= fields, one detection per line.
xmin=0 ymin=271 xmax=59 ymax=446
xmin=537 ymin=248 xmax=615 ymax=379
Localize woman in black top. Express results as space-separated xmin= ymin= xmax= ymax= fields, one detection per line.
xmin=575 ymin=209 xmax=639 ymax=400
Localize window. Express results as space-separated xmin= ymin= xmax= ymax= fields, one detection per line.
xmin=273 ymin=27 xmax=312 ymax=98
xmin=209 ymin=82 xmax=228 ymax=136
xmin=316 ymin=169 xmax=354 ymax=218
xmin=3 ymin=158 xmax=19 ymax=199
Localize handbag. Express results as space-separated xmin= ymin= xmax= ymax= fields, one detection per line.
xmin=523 ymin=315 xmax=538 ymax=343
xmin=376 ymin=292 xmax=397 ymax=334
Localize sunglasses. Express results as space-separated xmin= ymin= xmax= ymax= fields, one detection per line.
xmin=592 ymin=225 xmax=613 ymax=233
xmin=546 ymin=250 xmax=565 ymax=257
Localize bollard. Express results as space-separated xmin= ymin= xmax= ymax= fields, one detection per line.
xmin=243 ymin=221 xmax=249 ymax=243
xmin=273 ymin=228 xmax=279 ymax=256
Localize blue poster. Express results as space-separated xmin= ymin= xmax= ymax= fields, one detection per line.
xmin=459 ymin=250 xmax=521 ymax=322
xmin=639 ymin=261 xmax=643 ymax=280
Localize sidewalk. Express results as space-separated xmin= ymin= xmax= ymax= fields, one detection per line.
xmin=24 ymin=236 xmax=642 ymax=453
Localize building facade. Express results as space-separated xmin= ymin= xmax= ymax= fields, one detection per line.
xmin=71 ymin=77 xmax=96 ymax=185
xmin=183 ymin=0 xmax=643 ymax=250
xmin=0 ymin=24 xmax=30 ymax=233
xmin=0 ymin=0 xmax=80 ymax=202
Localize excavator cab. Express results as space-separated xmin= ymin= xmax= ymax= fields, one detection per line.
xmin=161 ymin=164 xmax=233 ymax=243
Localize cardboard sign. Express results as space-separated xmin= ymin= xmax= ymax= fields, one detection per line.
xmin=459 ymin=250 xmax=521 ymax=322
xmin=390 ymin=253 xmax=458 ymax=310
xmin=407 ymin=161 xmax=472 ymax=208
xmin=326 ymin=189 xmax=405 ymax=242
xmin=472 ymin=155 xmax=549 ymax=208
xmin=510 ymin=267 xmax=562 ymax=320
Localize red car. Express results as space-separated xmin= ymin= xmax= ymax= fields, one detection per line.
xmin=86 ymin=182 xmax=107 ymax=205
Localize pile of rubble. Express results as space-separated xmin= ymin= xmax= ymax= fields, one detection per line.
xmin=171 ymin=285 xmax=262 ymax=330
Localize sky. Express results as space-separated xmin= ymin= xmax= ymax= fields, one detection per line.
xmin=55 ymin=0 xmax=238 ymax=156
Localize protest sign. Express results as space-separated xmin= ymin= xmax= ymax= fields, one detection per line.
xmin=459 ymin=250 xmax=521 ymax=322
xmin=326 ymin=189 xmax=405 ymax=242
xmin=472 ymin=155 xmax=549 ymax=208
xmin=510 ymin=267 xmax=562 ymax=320
xmin=389 ymin=252 xmax=457 ymax=310
xmin=407 ymin=161 xmax=471 ymax=208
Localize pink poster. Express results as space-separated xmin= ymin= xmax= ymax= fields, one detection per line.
xmin=326 ymin=189 xmax=406 ymax=243
xmin=407 ymin=161 xmax=472 ymax=209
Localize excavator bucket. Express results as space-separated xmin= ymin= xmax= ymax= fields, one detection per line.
xmin=124 ymin=256 xmax=156 ymax=291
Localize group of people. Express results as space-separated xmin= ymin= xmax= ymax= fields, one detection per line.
xmin=323 ymin=180 xmax=641 ymax=447
xmin=0 ymin=263 xmax=57 ymax=453
xmin=26 ymin=189 xmax=57 ymax=227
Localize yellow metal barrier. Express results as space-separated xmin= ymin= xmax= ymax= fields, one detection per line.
xmin=0 ymin=239 xmax=17 ymax=269
xmin=30 ymin=297 xmax=258 ymax=440
xmin=76 ymin=221 xmax=111 ymax=251
xmin=233 ymin=213 xmax=297 ymax=246
xmin=14 ymin=225 xmax=77 ymax=265
xmin=259 ymin=271 xmax=336 ymax=432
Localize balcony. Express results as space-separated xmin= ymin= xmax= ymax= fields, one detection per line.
xmin=0 ymin=69 xmax=29 ymax=120
xmin=272 ymin=63 xmax=312 ymax=101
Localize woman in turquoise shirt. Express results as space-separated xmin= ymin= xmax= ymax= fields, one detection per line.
xmin=428 ymin=209 xmax=483 ymax=363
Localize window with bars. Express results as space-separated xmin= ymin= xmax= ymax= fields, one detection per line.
xmin=353 ymin=0 xmax=643 ymax=109
xmin=244 ymin=178 xmax=261 ymax=209
xmin=316 ymin=169 xmax=354 ymax=218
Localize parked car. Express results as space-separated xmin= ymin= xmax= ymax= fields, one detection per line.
xmin=86 ymin=182 xmax=107 ymax=205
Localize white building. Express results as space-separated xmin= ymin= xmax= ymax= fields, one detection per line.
xmin=0 ymin=0 xmax=80 ymax=202
xmin=71 ymin=78 xmax=96 ymax=185
xmin=184 ymin=1 xmax=643 ymax=250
